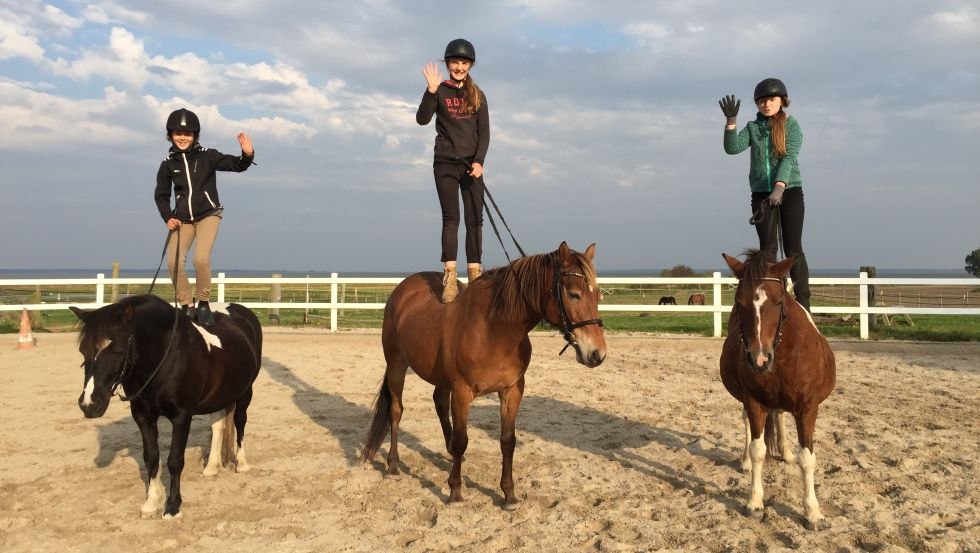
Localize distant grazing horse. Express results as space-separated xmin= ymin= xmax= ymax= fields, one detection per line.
xmin=719 ymin=250 xmax=836 ymax=530
xmin=658 ymin=296 xmax=676 ymax=305
xmin=362 ymin=242 xmax=606 ymax=508
xmin=688 ymin=293 xmax=706 ymax=305
xmin=70 ymin=294 xmax=262 ymax=519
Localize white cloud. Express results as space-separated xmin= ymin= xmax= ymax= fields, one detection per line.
xmin=0 ymin=19 xmax=45 ymax=62
xmin=928 ymin=6 xmax=979 ymax=35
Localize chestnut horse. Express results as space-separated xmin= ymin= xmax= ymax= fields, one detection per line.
xmin=719 ymin=250 xmax=836 ymax=530
xmin=361 ymin=242 xmax=606 ymax=508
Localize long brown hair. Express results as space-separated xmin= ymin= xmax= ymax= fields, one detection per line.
xmin=769 ymin=97 xmax=791 ymax=158
xmin=447 ymin=59 xmax=483 ymax=113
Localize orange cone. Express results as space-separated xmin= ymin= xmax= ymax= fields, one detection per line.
xmin=15 ymin=308 xmax=37 ymax=350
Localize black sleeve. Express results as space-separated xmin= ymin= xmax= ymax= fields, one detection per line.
xmin=212 ymin=149 xmax=255 ymax=172
xmin=472 ymin=92 xmax=490 ymax=166
xmin=416 ymin=89 xmax=438 ymax=125
xmin=154 ymin=161 xmax=174 ymax=221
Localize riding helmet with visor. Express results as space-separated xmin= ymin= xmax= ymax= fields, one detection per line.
xmin=444 ymin=39 xmax=476 ymax=62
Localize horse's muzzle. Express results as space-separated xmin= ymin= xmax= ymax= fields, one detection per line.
xmin=746 ymin=349 xmax=775 ymax=374
xmin=78 ymin=395 xmax=110 ymax=418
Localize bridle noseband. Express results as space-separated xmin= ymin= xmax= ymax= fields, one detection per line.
xmin=734 ymin=276 xmax=786 ymax=364
xmin=552 ymin=257 xmax=603 ymax=357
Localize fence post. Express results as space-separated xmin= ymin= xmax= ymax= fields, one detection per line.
xmin=713 ymin=271 xmax=723 ymax=337
xmin=217 ymin=272 xmax=226 ymax=303
xmin=330 ymin=272 xmax=338 ymax=332
xmin=111 ymin=262 xmax=120 ymax=302
xmin=860 ymin=266 xmax=876 ymax=330
xmin=859 ymin=271 xmax=869 ymax=339
xmin=96 ymin=273 xmax=105 ymax=306
xmin=270 ymin=273 xmax=282 ymax=325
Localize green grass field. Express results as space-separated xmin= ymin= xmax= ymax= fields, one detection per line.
xmin=2 ymin=281 xmax=978 ymax=342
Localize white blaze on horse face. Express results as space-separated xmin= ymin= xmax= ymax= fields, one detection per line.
xmin=192 ymin=323 xmax=223 ymax=351
xmin=752 ymin=287 xmax=768 ymax=349
xmin=81 ymin=375 xmax=96 ymax=407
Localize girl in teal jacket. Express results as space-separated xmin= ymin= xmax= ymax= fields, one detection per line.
xmin=720 ymin=78 xmax=811 ymax=312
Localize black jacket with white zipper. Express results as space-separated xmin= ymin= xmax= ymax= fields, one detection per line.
xmin=154 ymin=144 xmax=254 ymax=223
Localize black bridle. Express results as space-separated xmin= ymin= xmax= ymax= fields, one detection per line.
xmin=552 ymin=258 xmax=604 ymax=357
xmin=734 ymin=276 xmax=786 ymax=367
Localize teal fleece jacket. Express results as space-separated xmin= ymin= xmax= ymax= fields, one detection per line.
xmin=724 ymin=112 xmax=803 ymax=193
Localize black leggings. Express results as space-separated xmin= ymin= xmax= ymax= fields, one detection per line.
xmin=434 ymin=162 xmax=484 ymax=264
xmin=751 ymin=187 xmax=810 ymax=311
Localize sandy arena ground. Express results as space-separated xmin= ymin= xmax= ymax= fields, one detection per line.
xmin=0 ymin=330 xmax=977 ymax=552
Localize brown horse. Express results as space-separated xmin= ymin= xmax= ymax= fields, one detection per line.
xmin=688 ymin=293 xmax=706 ymax=305
xmin=361 ymin=242 xmax=606 ymax=508
xmin=719 ymin=250 xmax=836 ymax=530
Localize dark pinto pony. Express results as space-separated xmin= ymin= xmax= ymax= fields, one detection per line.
xmin=658 ymin=295 xmax=676 ymax=305
xmin=362 ymin=242 xmax=606 ymax=508
xmin=719 ymin=250 xmax=835 ymax=530
xmin=70 ymin=294 xmax=262 ymax=519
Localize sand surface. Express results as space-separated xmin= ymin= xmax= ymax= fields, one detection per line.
xmin=0 ymin=330 xmax=977 ymax=552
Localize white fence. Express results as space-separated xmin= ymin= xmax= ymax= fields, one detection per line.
xmin=2 ymin=272 xmax=978 ymax=340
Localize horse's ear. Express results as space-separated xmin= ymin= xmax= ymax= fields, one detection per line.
xmin=557 ymin=241 xmax=570 ymax=260
xmin=772 ymin=256 xmax=796 ymax=277
xmin=69 ymin=306 xmax=88 ymax=321
xmin=722 ymin=253 xmax=744 ymax=277
xmin=583 ymin=243 xmax=596 ymax=261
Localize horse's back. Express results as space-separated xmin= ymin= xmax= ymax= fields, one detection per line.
xmin=382 ymin=272 xmax=456 ymax=381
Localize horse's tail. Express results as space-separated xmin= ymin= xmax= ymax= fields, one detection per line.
xmin=360 ymin=378 xmax=392 ymax=462
xmin=764 ymin=412 xmax=779 ymax=459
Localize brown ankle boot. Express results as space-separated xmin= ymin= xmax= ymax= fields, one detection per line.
xmin=467 ymin=266 xmax=482 ymax=282
xmin=441 ymin=267 xmax=458 ymax=303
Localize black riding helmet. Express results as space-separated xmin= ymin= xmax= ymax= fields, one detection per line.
xmin=754 ymin=78 xmax=788 ymax=100
xmin=166 ymin=108 xmax=201 ymax=134
xmin=444 ymin=38 xmax=476 ymax=62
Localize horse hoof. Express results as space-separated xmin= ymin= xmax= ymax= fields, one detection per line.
xmin=501 ymin=499 xmax=520 ymax=511
xmin=139 ymin=509 xmax=158 ymax=519
xmin=162 ymin=511 xmax=183 ymax=520
xmin=742 ymin=505 xmax=764 ymax=520
xmin=804 ymin=517 xmax=829 ymax=531
xmin=202 ymin=467 xmax=219 ymax=477
xmin=235 ymin=463 xmax=251 ymax=473
xmin=384 ymin=471 xmax=403 ymax=480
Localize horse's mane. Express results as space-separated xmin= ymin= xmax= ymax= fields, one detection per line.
xmin=76 ymin=295 xmax=169 ymax=356
xmin=739 ymin=248 xmax=771 ymax=287
xmin=484 ymin=250 xmax=598 ymax=321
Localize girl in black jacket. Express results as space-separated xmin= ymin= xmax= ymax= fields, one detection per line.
xmin=154 ymin=108 xmax=254 ymax=325
xmin=416 ymin=38 xmax=490 ymax=303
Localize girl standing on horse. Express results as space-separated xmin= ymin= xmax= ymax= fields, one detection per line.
xmin=154 ymin=108 xmax=255 ymax=326
xmin=416 ymin=38 xmax=490 ymax=303
xmin=719 ymin=78 xmax=811 ymax=312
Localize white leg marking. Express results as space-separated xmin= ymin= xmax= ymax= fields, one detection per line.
xmin=236 ymin=439 xmax=251 ymax=473
xmin=192 ymin=323 xmax=223 ymax=351
xmin=799 ymin=447 xmax=825 ymax=527
xmin=141 ymin=472 xmax=165 ymax=516
xmin=203 ymin=410 xmax=226 ymax=476
xmin=746 ymin=437 xmax=767 ymax=512
xmin=740 ymin=409 xmax=752 ymax=472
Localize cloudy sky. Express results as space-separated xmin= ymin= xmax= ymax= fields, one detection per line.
xmin=2 ymin=1 xmax=978 ymax=273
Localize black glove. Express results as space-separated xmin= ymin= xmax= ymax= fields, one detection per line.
xmin=719 ymin=94 xmax=740 ymax=125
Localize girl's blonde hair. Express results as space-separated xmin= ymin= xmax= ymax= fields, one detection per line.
xmin=769 ymin=97 xmax=791 ymax=158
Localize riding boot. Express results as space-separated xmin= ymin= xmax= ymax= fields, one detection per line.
xmin=181 ymin=304 xmax=195 ymax=320
xmin=467 ymin=265 xmax=482 ymax=282
xmin=789 ymin=251 xmax=812 ymax=313
xmin=196 ymin=300 xmax=216 ymax=327
xmin=441 ymin=267 xmax=458 ymax=303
